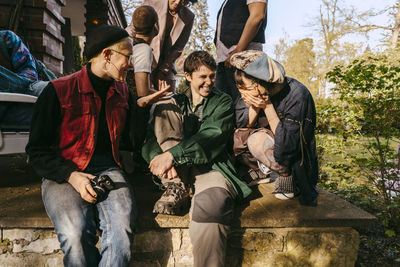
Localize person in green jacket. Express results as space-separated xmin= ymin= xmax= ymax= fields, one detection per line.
xmin=142 ymin=51 xmax=250 ymax=267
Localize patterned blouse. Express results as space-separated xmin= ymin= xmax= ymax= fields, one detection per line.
xmin=0 ymin=30 xmax=38 ymax=81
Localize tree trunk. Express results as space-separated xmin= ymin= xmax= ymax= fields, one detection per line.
xmin=391 ymin=3 xmax=400 ymax=49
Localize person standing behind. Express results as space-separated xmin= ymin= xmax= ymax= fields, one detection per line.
xmin=125 ymin=5 xmax=159 ymax=97
xmin=144 ymin=0 xmax=197 ymax=92
xmin=214 ymin=0 xmax=267 ymax=122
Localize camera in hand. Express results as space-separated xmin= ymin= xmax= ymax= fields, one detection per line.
xmin=90 ymin=175 xmax=115 ymax=203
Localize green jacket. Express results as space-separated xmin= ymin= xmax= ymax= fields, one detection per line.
xmin=142 ymin=88 xmax=251 ymax=200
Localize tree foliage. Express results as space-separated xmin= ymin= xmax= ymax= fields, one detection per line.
xmin=281 ymin=38 xmax=318 ymax=97
xmin=308 ymin=0 xmax=366 ymax=97
xmin=272 ymin=36 xmax=290 ymax=63
xmin=306 ymin=0 xmax=400 ymax=97
xmin=324 ymin=49 xmax=400 ymax=234
xmin=390 ymin=1 xmax=400 ymax=48
xmin=345 ymin=1 xmax=400 ymax=49
xmin=184 ymin=0 xmax=214 ymax=54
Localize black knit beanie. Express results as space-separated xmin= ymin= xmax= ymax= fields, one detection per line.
xmin=84 ymin=24 xmax=129 ymax=60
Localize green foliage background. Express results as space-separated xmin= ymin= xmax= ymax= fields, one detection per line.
xmin=317 ymin=49 xmax=400 ymax=238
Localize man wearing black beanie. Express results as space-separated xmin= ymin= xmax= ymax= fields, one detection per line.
xmin=26 ymin=24 xmax=169 ymax=267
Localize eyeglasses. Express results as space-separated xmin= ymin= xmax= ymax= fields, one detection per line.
xmin=236 ymin=81 xmax=258 ymax=92
xmin=110 ymin=49 xmax=131 ymax=61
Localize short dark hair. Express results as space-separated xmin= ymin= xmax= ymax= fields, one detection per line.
xmin=184 ymin=51 xmax=216 ymax=76
xmin=189 ymin=0 xmax=198 ymax=3
xmin=132 ymin=5 xmax=158 ymax=35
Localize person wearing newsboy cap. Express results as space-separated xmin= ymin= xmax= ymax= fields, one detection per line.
xmin=229 ymin=50 xmax=319 ymax=206
xmin=26 ymin=24 xmax=169 ymax=266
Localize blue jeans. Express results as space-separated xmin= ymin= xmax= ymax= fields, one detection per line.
xmin=0 ymin=65 xmax=41 ymax=96
xmin=42 ymin=168 xmax=136 ymax=267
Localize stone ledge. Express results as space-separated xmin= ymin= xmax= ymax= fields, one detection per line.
xmin=0 ymin=180 xmax=376 ymax=230
xmin=0 ymin=227 xmax=360 ymax=267
xmin=233 ymin=184 xmax=377 ymax=229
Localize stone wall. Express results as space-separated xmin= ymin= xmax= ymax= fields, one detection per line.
xmin=0 ymin=229 xmax=62 ymax=267
xmin=226 ymin=227 xmax=359 ymax=267
xmin=0 ymin=227 xmax=359 ymax=267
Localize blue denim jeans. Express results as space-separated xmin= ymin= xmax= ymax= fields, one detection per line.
xmin=0 ymin=65 xmax=41 ymax=96
xmin=42 ymin=168 xmax=136 ymax=267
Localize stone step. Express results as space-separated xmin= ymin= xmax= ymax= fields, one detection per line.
xmin=0 ymin=155 xmax=377 ymax=266
xmin=0 ymin=182 xmax=377 ymax=230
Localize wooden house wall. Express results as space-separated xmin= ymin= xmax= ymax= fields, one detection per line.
xmin=106 ymin=0 xmax=127 ymax=28
xmin=1 ymin=0 xmax=126 ymax=75
xmin=85 ymin=0 xmax=127 ymax=35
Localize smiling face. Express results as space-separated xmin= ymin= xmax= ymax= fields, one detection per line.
xmin=185 ymin=64 xmax=215 ymax=100
xmin=104 ymin=38 xmax=133 ymax=82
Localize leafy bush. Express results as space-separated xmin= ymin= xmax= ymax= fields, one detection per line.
xmin=315 ymin=98 xmax=344 ymax=134
xmin=319 ymin=49 xmax=400 ymax=235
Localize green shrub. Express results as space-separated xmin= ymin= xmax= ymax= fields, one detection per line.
xmin=319 ymin=49 xmax=400 ymax=235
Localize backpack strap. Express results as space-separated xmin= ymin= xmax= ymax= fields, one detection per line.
xmin=132 ymin=37 xmax=147 ymax=46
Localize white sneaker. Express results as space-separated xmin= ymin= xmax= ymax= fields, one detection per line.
xmin=272 ymin=175 xmax=295 ymax=200
xmin=274 ymin=192 xmax=295 ymax=200
xmin=257 ymin=161 xmax=271 ymax=175
xmin=248 ymin=177 xmax=271 ymax=186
